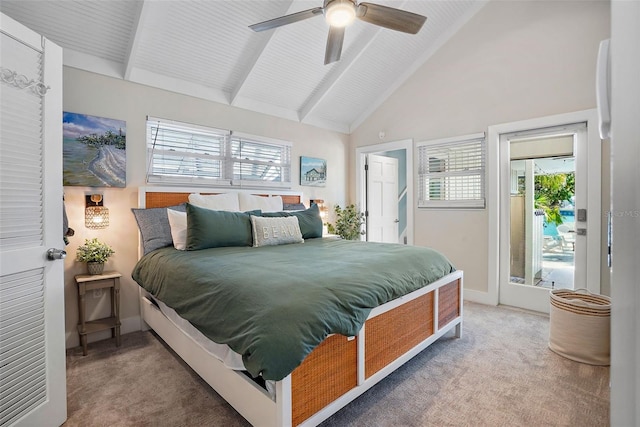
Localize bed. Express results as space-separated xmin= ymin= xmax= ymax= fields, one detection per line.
xmin=133 ymin=187 xmax=463 ymax=427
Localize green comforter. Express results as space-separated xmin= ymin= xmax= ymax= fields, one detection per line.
xmin=132 ymin=238 xmax=455 ymax=381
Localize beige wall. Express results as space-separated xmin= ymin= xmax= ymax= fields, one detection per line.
xmin=62 ymin=67 xmax=349 ymax=348
xmin=349 ymin=0 xmax=611 ymax=294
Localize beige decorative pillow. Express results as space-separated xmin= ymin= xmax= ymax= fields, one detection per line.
xmin=250 ymin=215 xmax=303 ymax=247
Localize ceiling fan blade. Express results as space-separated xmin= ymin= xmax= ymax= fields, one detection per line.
xmin=356 ymin=2 xmax=426 ymax=34
xmin=249 ymin=7 xmax=324 ymax=32
xmin=324 ymin=25 xmax=346 ymax=65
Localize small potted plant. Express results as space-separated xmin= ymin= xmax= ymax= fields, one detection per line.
xmin=326 ymin=204 xmax=366 ymax=240
xmin=76 ymin=238 xmax=114 ymax=275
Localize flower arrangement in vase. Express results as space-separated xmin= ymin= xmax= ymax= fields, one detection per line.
xmin=76 ymin=238 xmax=114 ymax=275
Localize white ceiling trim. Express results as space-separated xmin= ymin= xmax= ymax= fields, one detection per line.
xmin=63 ymin=48 xmax=122 ymax=79
xmin=230 ymin=0 xmax=296 ymax=106
xmin=127 ymin=67 xmax=229 ymax=106
xmin=123 ymin=0 xmax=149 ymax=80
xmin=229 ymin=29 xmax=278 ymax=106
xmin=301 ymin=115 xmax=350 ymax=134
xmin=349 ymin=0 xmax=489 ymax=132
xmin=233 ymin=94 xmax=306 ymax=123
xmin=298 ymin=24 xmax=381 ymax=122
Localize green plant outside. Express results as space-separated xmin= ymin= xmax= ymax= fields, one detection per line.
xmin=326 ymin=204 xmax=365 ymax=240
xmin=76 ymin=238 xmax=115 ymax=263
xmin=534 ymin=173 xmax=575 ymax=226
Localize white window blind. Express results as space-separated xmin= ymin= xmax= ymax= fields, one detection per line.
xmin=230 ymin=133 xmax=291 ymax=187
xmin=417 ymin=133 xmax=486 ymax=208
xmin=146 ymin=117 xmax=291 ymax=188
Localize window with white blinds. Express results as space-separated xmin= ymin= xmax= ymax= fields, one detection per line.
xmin=417 ymin=133 xmax=486 ymax=208
xmin=146 ymin=117 xmax=291 ymax=188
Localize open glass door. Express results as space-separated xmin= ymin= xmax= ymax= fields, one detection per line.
xmin=509 ymin=141 xmax=575 ymax=289
xmin=499 ymin=122 xmax=595 ymax=312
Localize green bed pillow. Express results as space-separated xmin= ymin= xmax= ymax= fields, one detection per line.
xmin=185 ymin=203 xmax=260 ymax=250
xmin=261 ymin=204 xmax=323 ymax=239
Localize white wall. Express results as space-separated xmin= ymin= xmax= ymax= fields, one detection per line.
xmin=62 ymin=67 xmax=349 ymax=348
xmin=349 ymin=0 xmax=610 ymax=295
xmin=609 ymin=1 xmax=640 ymax=423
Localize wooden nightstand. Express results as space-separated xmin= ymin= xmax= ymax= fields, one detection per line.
xmin=75 ymin=271 xmax=121 ymax=355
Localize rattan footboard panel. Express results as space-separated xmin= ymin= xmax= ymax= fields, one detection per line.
xmin=291 ymin=334 xmax=357 ymax=426
xmin=438 ymin=279 xmax=460 ymax=328
xmin=365 ymin=292 xmax=434 ymax=379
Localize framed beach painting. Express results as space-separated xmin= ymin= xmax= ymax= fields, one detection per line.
xmin=300 ymin=156 xmax=326 ymax=187
xmin=63 ymin=112 xmax=126 ymax=187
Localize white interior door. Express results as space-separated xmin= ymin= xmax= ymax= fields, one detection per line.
xmin=498 ymin=120 xmax=600 ymax=313
xmin=0 ymin=13 xmax=66 ymax=426
xmin=366 ymin=154 xmax=398 ymax=243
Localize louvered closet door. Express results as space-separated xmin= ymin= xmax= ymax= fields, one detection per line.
xmin=0 ymin=13 xmax=66 ymax=427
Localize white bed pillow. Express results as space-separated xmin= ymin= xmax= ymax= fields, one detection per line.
xmin=167 ymin=209 xmax=187 ymax=250
xmin=188 ymin=192 xmax=240 ymax=211
xmin=251 ymin=215 xmax=303 ymax=247
xmin=239 ymin=193 xmax=283 ymax=212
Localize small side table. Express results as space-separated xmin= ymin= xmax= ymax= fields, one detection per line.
xmin=75 ymin=271 xmax=121 ymax=355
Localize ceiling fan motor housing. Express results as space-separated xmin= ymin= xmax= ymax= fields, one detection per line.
xmin=324 ymin=0 xmax=357 ymax=27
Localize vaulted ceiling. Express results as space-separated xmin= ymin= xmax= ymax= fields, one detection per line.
xmin=1 ymin=0 xmax=485 ymax=133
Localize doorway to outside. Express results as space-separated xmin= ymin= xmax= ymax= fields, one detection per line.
xmin=509 ymin=138 xmax=576 ymax=290
xmin=488 ymin=110 xmax=601 ymax=313
xmin=356 ymin=140 xmax=413 ymax=245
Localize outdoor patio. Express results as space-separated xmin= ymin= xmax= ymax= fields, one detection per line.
xmin=537 ymin=237 xmax=575 ymax=289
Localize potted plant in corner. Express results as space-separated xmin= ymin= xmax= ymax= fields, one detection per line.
xmin=76 ymin=238 xmax=114 ymax=275
xmin=326 ymin=204 xmax=366 ymax=240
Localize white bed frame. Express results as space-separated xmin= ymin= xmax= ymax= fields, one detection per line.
xmin=136 ymin=186 xmax=463 ymax=427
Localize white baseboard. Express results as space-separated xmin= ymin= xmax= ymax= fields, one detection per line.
xmin=463 ymin=288 xmax=497 ymax=306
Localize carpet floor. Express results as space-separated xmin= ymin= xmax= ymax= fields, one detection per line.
xmin=64 ymin=302 xmax=609 ymax=426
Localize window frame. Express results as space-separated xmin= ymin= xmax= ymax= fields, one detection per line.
xmin=416 ymin=132 xmax=486 ymax=209
xmin=146 ymin=116 xmax=292 ymax=189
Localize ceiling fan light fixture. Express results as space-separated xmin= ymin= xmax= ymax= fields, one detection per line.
xmin=325 ymin=0 xmax=356 ymax=28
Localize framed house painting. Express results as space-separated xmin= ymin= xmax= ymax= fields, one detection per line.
xmin=300 ymin=156 xmax=326 ymax=187
xmin=63 ymin=112 xmax=126 ymax=187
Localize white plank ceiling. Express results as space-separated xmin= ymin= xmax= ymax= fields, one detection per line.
xmin=1 ymin=0 xmax=485 ymax=133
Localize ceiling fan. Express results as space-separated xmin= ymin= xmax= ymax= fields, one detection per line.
xmin=249 ymin=0 xmax=427 ymax=65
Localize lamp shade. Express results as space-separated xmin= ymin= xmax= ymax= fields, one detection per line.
xmin=85 ymin=206 xmax=109 ymax=229
xmin=85 ymin=194 xmax=109 ymax=229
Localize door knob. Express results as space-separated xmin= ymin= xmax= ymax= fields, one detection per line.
xmin=394 ymin=219 xmax=400 ymax=223
xmin=47 ymin=248 xmax=67 ymax=260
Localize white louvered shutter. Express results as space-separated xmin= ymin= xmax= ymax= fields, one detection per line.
xmin=417 ymin=133 xmax=486 ymax=208
xmin=0 ymin=13 xmax=66 ymax=426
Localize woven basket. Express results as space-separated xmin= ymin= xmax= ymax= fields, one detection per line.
xmin=549 ymin=289 xmax=610 ymax=365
